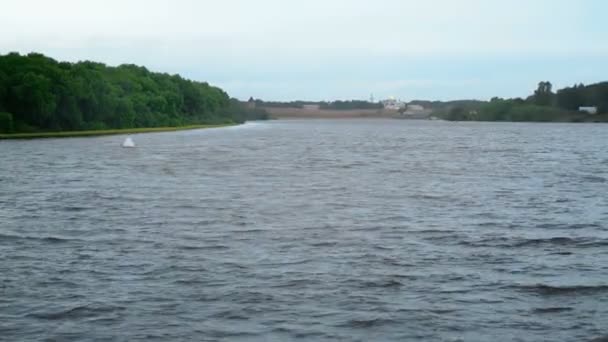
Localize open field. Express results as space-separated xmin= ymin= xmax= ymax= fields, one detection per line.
xmin=265 ymin=107 xmax=396 ymax=119
xmin=0 ymin=124 xmax=237 ymax=140
xmin=264 ymin=107 xmax=433 ymax=119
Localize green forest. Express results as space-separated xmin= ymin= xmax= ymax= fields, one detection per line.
xmin=0 ymin=52 xmax=266 ymax=134
xmin=436 ymin=81 xmax=608 ymax=122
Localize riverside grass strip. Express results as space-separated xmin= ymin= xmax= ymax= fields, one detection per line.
xmin=0 ymin=124 xmax=237 ymax=140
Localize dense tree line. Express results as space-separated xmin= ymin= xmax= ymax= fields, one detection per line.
xmin=0 ymin=52 xmax=264 ymax=133
xmin=409 ymin=99 xmax=486 ymax=110
xmin=556 ymin=82 xmax=608 ymax=113
xmin=319 ymin=100 xmax=382 ymax=110
xmin=253 ymin=99 xmax=311 ymax=109
xmin=443 ymin=99 xmax=578 ymax=122
xmin=437 ymin=81 xmax=608 ymax=122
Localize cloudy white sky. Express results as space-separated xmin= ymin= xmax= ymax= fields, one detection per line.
xmin=1 ymin=0 xmax=606 ymax=101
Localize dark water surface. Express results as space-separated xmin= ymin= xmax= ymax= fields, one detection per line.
xmin=2 ymin=119 xmax=608 ymax=341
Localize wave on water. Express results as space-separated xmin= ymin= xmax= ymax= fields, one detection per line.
xmin=460 ymin=236 xmax=608 ymax=248
xmin=176 ymin=244 xmax=230 ymax=251
xmin=359 ymin=279 xmax=404 ymax=289
xmin=513 ymin=236 xmax=608 ymax=248
xmin=338 ymin=318 xmax=398 ymax=328
xmin=513 ymin=283 xmax=608 ymax=296
xmin=26 ymin=304 xmax=126 ymax=320
xmin=535 ymin=223 xmax=604 ymax=230
xmin=225 ymin=121 xmax=268 ymax=130
xmin=532 ymin=307 xmax=574 ymax=313
xmin=580 ymin=175 xmax=607 ymax=183
xmin=0 ymin=233 xmax=76 ymax=244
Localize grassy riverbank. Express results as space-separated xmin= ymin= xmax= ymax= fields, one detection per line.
xmin=0 ymin=123 xmax=237 ymax=140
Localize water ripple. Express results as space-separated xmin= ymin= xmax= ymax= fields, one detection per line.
xmin=2 ymin=120 xmax=608 ymax=341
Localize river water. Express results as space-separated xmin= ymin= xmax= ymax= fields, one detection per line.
xmin=1 ymin=119 xmax=608 ymax=341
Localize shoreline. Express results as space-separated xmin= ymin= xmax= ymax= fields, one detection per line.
xmin=0 ymin=123 xmax=238 ymax=140
xmin=263 ymin=107 xmax=433 ymax=120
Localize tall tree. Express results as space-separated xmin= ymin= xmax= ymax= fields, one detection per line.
xmin=534 ymin=81 xmax=554 ymax=106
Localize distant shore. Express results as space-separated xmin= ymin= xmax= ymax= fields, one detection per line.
xmin=264 ymin=107 xmax=388 ymax=119
xmin=264 ymin=107 xmax=432 ymax=119
xmin=0 ymin=123 xmax=237 ymax=140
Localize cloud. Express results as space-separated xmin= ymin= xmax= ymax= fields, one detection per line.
xmin=1 ymin=0 xmax=606 ymax=100
xmin=3 ymin=0 xmax=606 ymax=58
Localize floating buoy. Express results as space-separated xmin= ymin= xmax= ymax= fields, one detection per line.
xmin=122 ymin=136 xmax=135 ymax=148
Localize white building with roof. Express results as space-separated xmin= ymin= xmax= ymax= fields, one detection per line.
xmin=406 ymin=104 xmax=425 ymax=112
xmin=381 ymin=97 xmax=406 ymax=110
xmin=579 ymin=106 xmax=598 ymax=114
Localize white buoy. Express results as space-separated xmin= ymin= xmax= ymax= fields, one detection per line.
xmin=122 ymin=136 xmax=135 ymax=148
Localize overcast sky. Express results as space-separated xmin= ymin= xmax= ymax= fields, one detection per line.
xmin=1 ymin=0 xmax=606 ymax=101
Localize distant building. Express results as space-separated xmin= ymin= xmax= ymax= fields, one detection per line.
xmin=302 ymin=104 xmax=320 ymax=111
xmin=579 ymin=106 xmax=598 ymax=114
xmin=381 ymin=98 xmax=406 ymax=110
xmin=406 ymin=104 xmax=425 ymax=112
